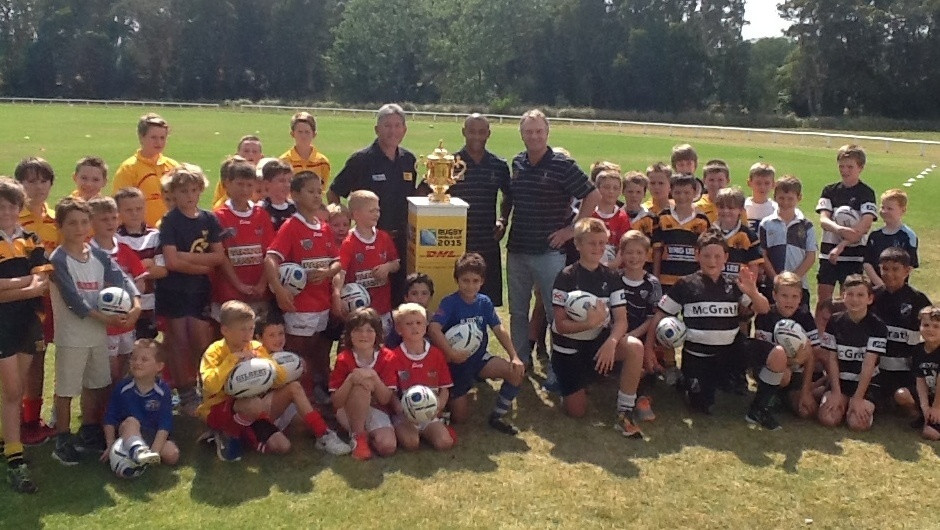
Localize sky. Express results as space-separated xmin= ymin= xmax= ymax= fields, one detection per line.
xmin=742 ymin=0 xmax=789 ymax=40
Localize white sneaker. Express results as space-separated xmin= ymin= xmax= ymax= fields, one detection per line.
xmin=315 ymin=430 xmax=352 ymax=455
xmin=132 ymin=446 xmax=161 ymax=466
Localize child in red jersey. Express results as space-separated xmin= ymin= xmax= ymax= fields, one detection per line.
xmin=329 ymin=308 xmax=398 ymax=460
xmin=264 ymin=172 xmax=342 ymax=399
xmin=89 ymin=197 xmax=148 ymax=381
xmin=212 ymin=156 xmax=275 ymax=321
xmin=339 ymin=190 xmax=400 ymax=333
xmin=390 ymin=303 xmax=454 ymax=451
xmin=590 ymin=167 xmax=630 ymax=267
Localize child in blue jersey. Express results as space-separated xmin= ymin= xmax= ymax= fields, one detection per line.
xmin=102 ymin=339 xmax=178 ymax=467
xmin=428 ymin=254 xmax=525 ymax=435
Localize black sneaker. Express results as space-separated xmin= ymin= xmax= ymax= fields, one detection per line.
xmin=746 ymin=407 xmax=782 ymax=431
xmin=52 ymin=434 xmax=80 ymax=466
xmin=488 ymin=414 xmax=520 ymax=435
xmin=75 ymin=424 xmax=106 ymax=455
xmin=8 ymin=464 xmax=37 ymax=494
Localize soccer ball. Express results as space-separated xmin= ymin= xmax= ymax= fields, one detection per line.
xmin=445 ymin=321 xmax=484 ymax=355
xmin=109 ymin=438 xmax=147 ymax=479
xmin=833 ymin=205 xmax=861 ymax=228
xmin=401 ymin=385 xmax=439 ymax=424
xmin=98 ymin=286 xmax=133 ymax=316
xmin=340 ymin=283 xmax=371 ymax=313
xmin=564 ymin=290 xmax=599 ymax=322
xmin=271 ymin=351 xmax=304 ymax=383
xmin=774 ymin=319 xmax=808 ymax=359
xmin=655 ymin=316 xmax=687 ymax=348
xmin=278 ymin=262 xmax=307 ymax=296
xmin=224 ymin=358 xmax=277 ymax=398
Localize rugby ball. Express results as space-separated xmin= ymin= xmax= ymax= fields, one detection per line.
xmin=833 ymin=205 xmax=861 ymax=228
xmin=224 ymin=358 xmax=276 ymax=398
xmin=278 ymin=262 xmax=307 ymax=296
xmin=340 ymin=283 xmax=371 ymax=312
xmin=445 ymin=321 xmax=484 ymax=355
xmin=564 ymin=290 xmax=599 ymax=322
xmin=109 ymin=438 xmax=146 ymax=479
xmin=655 ymin=316 xmax=687 ymax=348
xmin=271 ymin=350 xmax=304 ymax=383
xmin=98 ymin=286 xmax=133 ymax=316
xmin=401 ymin=384 xmax=439 ymax=424
xmin=774 ymin=319 xmax=808 ymax=359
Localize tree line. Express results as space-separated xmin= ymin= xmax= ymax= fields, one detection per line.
xmin=0 ymin=0 xmax=938 ymax=120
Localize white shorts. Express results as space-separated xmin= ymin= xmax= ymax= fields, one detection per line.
xmin=274 ymin=403 xmax=298 ymax=431
xmin=55 ymin=345 xmax=111 ymax=397
xmin=336 ymin=407 xmax=393 ymax=433
xmin=107 ymin=330 xmax=136 ymax=358
xmin=284 ymin=310 xmax=330 ymax=337
xmin=392 ymin=412 xmax=441 ymax=433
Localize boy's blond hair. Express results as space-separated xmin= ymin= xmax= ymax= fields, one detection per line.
xmin=573 ymin=217 xmax=609 ymax=243
xmin=326 ymin=202 xmax=350 ymax=221
xmin=0 ymin=177 xmax=26 ymax=209
xmin=393 ymin=302 xmax=427 ymax=324
xmin=290 ymin=111 xmax=317 ymax=132
xmin=837 ymin=144 xmax=866 ymax=167
xmin=88 ymin=196 xmax=118 ymax=215
xmin=619 ymin=229 xmax=651 ymax=252
xmin=137 ymin=112 xmax=168 ymax=137
xmin=219 ymin=300 xmax=256 ymax=327
xmin=348 ymin=189 xmax=380 ymax=212
xmin=132 ymin=338 xmax=163 ymax=362
xmin=714 ymin=187 xmax=745 ymax=210
xmin=748 ymin=162 xmax=775 ymax=180
xmin=919 ymin=306 xmax=940 ymax=323
xmin=165 ymin=164 xmax=208 ymax=193
xmin=774 ymin=175 xmax=802 ymax=196
xmin=702 ymin=159 xmax=730 ymax=180
xmin=623 ymin=171 xmax=649 ymax=192
xmin=593 ymin=169 xmax=622 ymax=188
xmin=880 ymin=188 xmax=907 ymax=209
xmin=670 ymin=144 xmax=697 ymax=167
xmin=589 ymin=160 xmax=621 ymax=180
xmin=646 ymin=162 xmax=673 ymax=180
xmin=773 ymin=271 xmax=803 ymax=292
xmin=75 ymin=156 xmax=108 ymax=179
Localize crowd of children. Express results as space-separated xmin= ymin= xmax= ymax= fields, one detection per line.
xmin=0 ymin=109 xmax=935 ymax=496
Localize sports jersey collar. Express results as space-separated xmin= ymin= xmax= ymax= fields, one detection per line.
xmin=290 ymin=145 xmax=320 ymax=162
xmin=0 ymin=226 xmax=24 ymax=243
xmin=621 ymin=272 xmax=649 ymax=287
xmin=766 ymin=207 xmax=806 ymax=224
xmin=400 ymin=339 xmax=431 ymax=361
xmin=353 ymin=349 xmax=380 ymax=369
xmin=291 ymin=211 xmax=322 ymax=230
xmin=352 ymin=228 xmax=377 ymax=244
xmin=368 ymin=140 xmax=406 ymax=161
xmin=264 ymin=198 xmax=292 ymax=211
xmin=89 ymin=236 xmax=119 ymax=255
xmin=713 ymin=221 xmax=742 ymax=238
xmin=135 ymin=148 xmax=170 ymax=167
xmin=594 ymin=205 xmax=619 ymax=220
xmin=456 ymin=147 xmax=496 ymax=167
xmin=668 ymin=208 xmax=699 ymax=225
xmin=224 ymin=199 xmax=255 ymax=217
xmin=20 ymin=202 xmax=52 ymax=222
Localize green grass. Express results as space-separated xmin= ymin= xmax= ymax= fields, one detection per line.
xmin=1 ymin=103 xmax=939 ymax=528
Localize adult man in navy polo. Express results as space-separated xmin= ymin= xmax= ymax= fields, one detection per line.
xmin=507 ymin=109 xmax=600 ymax=368
xmin=328 ymin=103 xmax=417 ymax=304
xmin=448 ymin=114 xmax=512 ymax=306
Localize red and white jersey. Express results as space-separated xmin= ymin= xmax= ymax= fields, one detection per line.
xmin=328 ymin=347 xmax=397 ymax=392
xmin=89 ymin=237 xmax=147 ymax=335
xmin=213 ymin=201 xmax=275 ymax=303
xmin=339 ymin=228 xmax=399 ymax=314
xmin=116 ymin=225 xmax=160 ymax=311
xmin=266 ymin=212 xmax=337 ymax=312
xmin=593 ymin=206 xmax=632 ymax=246
xmin=390 ymin=340 xmax=453 ymax=392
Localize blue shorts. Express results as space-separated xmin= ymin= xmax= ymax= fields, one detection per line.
xmin=449 ymin=351 xmax=494 ymax=398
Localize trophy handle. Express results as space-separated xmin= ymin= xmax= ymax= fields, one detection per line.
xmin=452 ymin=155 xmax=467 ymax=181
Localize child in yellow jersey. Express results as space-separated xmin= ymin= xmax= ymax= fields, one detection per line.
xmin=280 ymin=111 xmax=330 ymax=184
xmin=112 ymin=113 xmax=179 ymax=227
xmin=197 ymin=301 xmax=350 ymax=461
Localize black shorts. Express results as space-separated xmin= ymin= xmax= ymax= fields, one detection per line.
xmin=323 ymin=317 xmax=344 ymax=342
xmin=135 ymin=311 xmax=159 ymax=340
xmin=817 ymin=260 xmax=863 ymax=287
xmin=472 ymin=248 xmax=504 ymax=307
xmin=742 ymin=337 xmax=777 ymax=370
xmin=155 ymin=288 xmax=211 ymax=320
xmin=0 ymin=313 xmax=45 ymax=359
xmin=876 ymin=370 xmax=914 ymax=402
xmin=681 ymin=350 xmax=724 ymax=406
xmin=782 ymin=371 xmax=805 ymax=393
xmin=839 ymin=380 xmax=880 ymax=404
xmin=552 ymin=330 xmax=609 ymax=396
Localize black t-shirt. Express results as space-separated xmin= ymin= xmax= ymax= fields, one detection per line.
xmin=754 ymin=305 xmax=819 ymax=373
xmin=815 ymin=181 xmax=877 ymax=262
xmin=621 ymin=271 xmax=661 ymax=333
xmin=872 ymin=285 xmax=932 ymax=368
xmin=821 ymin=311 xmax=888 ymax=383
xmin=658 ymin=271 xmax=751 ymax=358
xmin=449 ymin=148 xmax=511 ymax=255
xmin=259 ymin=198 xmax=297 ymax=232
xmin=865 ymin=225 xmax=919 ymax=268
xmin=912 ymin=345 xmax=940 ymax=395
xmin=550 ymin=262 xmax=626 ymax=353
xmin=157 ymin=208 xmax=222 ymax=292
xmin=330 ymin=140 xmax=417 ymax=239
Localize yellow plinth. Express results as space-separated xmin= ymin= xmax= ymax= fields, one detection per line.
xmin=407 ymin=197 xmax=468 ymax=311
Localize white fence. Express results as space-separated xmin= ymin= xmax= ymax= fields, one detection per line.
xmin=2 ymin=97 xmax=937 ymax=156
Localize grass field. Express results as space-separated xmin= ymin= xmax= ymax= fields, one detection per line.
xmin=1 ymin=104 xmax=939 ymax=528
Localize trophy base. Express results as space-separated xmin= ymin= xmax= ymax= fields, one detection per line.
xmin=428 ymin=193 xmax=451 ymax=203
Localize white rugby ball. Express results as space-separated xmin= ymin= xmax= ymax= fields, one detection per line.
xmin=271 ymin=351 xmax=304 ymax=383
xmin=564 ymin=290 xmax=599 ymax=322
xmin=340 ymin=283 xmax=371 ymax=312
xmin=278 ymin=262 xmax=307 ymax=296
xmin=655 ymin=316 xmax=687 ymax=348
xmin=401 ymin=384 xmax=439 ymax=424
xmin=225 ymin=358 xmax=276 ymax=398
xmin=445 ymin=321 xmax=484 ymax=355
xmin=109 ymin=438 xmax=146 ymax=479
xmin=833 ymin=205 xmax=861 ymax=228
xmin=98 ymin=286 xmax=133 ymax=316
xmin=774 ymin=319 xmax=808 ymax=359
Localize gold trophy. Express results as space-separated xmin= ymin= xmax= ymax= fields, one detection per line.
xmin=417 ymin=140 xmax=466 ymax=203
